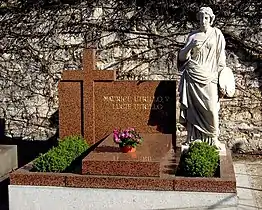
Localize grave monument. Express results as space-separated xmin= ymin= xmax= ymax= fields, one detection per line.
xmin=9 ymin=8 xmax=237 ymax=208
xmin=58 ymin=48 xmax=176 ymax=146
xmin=58 ymin=47 xmax=177 ymax=178
xmin=9 ymin=47 xmax=237 ymax=210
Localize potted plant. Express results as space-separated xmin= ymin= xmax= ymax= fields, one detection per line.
xmin=113 ymin=128 xmax=143 ymax=153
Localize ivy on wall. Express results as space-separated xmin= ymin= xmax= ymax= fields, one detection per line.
xmin=0 ymin=0 xmax=261 ymax=145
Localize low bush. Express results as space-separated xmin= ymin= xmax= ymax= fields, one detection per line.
xmin=33 ymin=136 xmax=89 ymax=172
xmin=180 ymin=142 xmax=219 ymax=177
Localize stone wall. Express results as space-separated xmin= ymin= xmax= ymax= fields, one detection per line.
xmin=0 ymin=1 xmax=261 ymax=151
xmin=219 ymin=59 xmax=262 ymax=152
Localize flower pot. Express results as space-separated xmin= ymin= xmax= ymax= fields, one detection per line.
xmin=120 ymin=145 xmax=136 ymax=153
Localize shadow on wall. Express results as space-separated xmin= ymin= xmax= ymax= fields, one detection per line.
xmin=148 ymin=81 xmax=176 ymax=134
xmin=255 ymin=59 xmax=262 ymax=92
xmin=0 ymin=118 xmax=58 ymax=168
xmin=49 ymin=110 xmax=59 ymax=134
xmin=231 ymin=142 xmax=244 ymax=153
xmin=147 ymin=81 xmax=176 ymax=148
xmin=254 ymin=58 xmax=262 ymax=132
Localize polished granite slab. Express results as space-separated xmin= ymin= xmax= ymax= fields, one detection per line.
xmin=10 ymin=146 xmax=236 ymax=193
xmin=82 ymin=133 xmax=173 ymax=177
xmin=8 ymin=130 xmax=236 ymax=193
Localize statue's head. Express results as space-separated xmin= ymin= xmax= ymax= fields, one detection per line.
xmin=196 ymin=7 xmax=215 ymax=30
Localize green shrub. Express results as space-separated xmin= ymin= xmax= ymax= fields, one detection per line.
xmin=33 ymin=136 xmax=89 ymax=172
xmin=181 ymin=142 xmax=219 ymax=177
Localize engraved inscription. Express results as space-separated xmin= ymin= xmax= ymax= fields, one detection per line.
xmin=103 ymin=95 xmax=170 ymax=110
xmin=113 ymin=155 xmax=152 ymax=162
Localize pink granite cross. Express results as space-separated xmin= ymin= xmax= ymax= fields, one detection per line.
xmin=59 ymin=48 xmax=116 ymax=145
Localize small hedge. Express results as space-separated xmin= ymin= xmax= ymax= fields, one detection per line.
xmin=33 ymin=136 xmax=89 ymax=172
xmin=180 ymin=142 xmax=219 ymax=177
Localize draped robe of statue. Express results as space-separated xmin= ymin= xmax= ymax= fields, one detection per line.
xmin=178 ymin=27 xmax=226 ymax=145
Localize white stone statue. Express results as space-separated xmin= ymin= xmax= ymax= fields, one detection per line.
xmin=178 ymin=7 xmax=234 ymax=148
